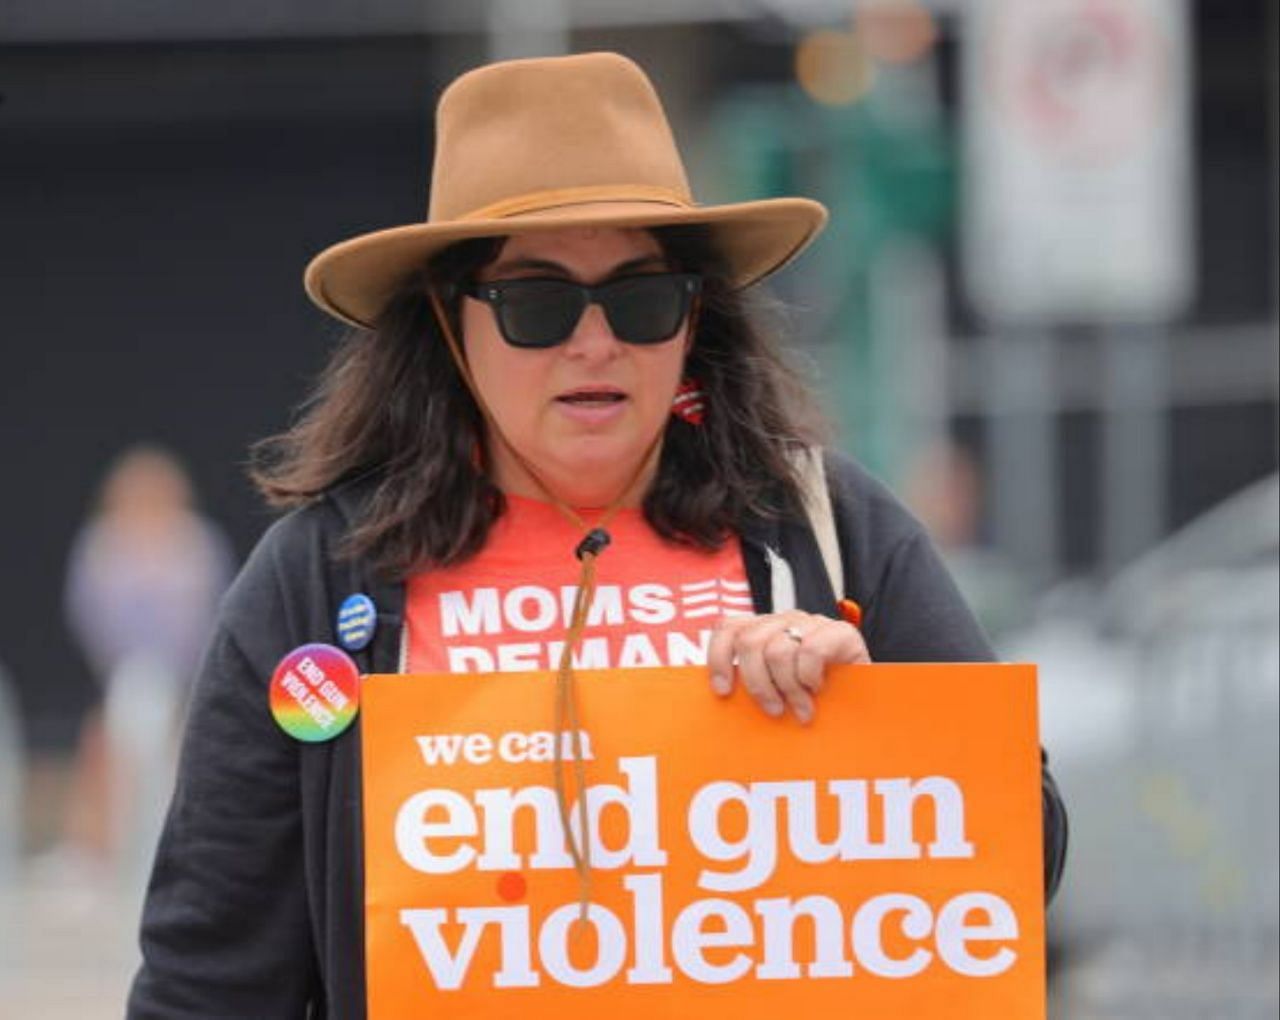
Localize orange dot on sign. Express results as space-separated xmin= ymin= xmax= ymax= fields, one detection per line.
xmin=496 ymin=872 xmax=527 ymax=902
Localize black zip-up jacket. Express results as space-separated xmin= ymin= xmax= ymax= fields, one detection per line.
xmin=127 ymin=452 xmax=1067 ymax=1018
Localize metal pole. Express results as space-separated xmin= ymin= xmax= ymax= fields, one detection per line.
xmin=486 ymin=0 xmax=570 ymax=63
xmin=1100 ymin=325 xmax=1169 ymax=576
xmin=983 ymin=329 xmax=1059 ymax=587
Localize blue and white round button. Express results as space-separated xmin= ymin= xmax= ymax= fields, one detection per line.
xmin=336 ymin=593 xmax=377 ymax=652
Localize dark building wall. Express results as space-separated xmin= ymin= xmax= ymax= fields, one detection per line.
xmin=1 ymin=38 xmax=447 ymax=748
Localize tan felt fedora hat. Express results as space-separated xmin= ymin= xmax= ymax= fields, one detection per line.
xmin=304 ymin=51 xmax=828 ymax=329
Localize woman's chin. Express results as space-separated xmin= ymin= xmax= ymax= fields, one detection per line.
xmin=543 ymin=441 xmax=656 ymax=505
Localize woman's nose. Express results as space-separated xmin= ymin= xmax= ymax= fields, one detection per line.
xmin=562 ymin=301 xmax=623 ymax=360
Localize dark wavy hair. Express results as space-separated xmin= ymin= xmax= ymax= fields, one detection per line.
xmin=251 ymin=226 xmax=827 ymax=580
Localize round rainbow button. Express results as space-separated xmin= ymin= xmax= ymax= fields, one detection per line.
xmin=269 ymin=643 xmax=360 ymax=742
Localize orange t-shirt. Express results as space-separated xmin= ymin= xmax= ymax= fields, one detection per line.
xmin=406 ymin=495 xmax=751 ymax=674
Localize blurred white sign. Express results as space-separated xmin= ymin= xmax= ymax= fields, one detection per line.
xmin=962 ymin=0 xmax=1193 ymax=324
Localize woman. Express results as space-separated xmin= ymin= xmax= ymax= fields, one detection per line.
xmin=63 ymin=445 xmax=234 ymax=877
xmin=128 ymin=52 xmax=1066 ymax=1017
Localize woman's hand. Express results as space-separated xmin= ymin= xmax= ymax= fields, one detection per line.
xmin=707 ymin=611 xmax=871 ymax=724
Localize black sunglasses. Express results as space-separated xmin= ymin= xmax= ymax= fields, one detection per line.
xmin=463 ymin=272 xmax=701 ymax=349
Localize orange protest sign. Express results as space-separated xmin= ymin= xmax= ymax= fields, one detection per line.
xmin=361 ymin=664 xmax=1045 ymax=1018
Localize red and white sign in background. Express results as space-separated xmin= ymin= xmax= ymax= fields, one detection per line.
xmin=963 ymin=0 xmax=1193 ymax=325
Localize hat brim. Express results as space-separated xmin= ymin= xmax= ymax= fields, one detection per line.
xmin=303 ymin=197 xmax=828 ymax=329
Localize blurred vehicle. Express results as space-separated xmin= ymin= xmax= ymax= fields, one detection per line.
xmin=1006 ymin=473 xmax=1279 ymax=1018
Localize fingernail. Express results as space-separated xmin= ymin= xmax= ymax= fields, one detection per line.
xmin=711 ymin=674 xmax=729 ymax=696
xmin=764 ymin=701 xmax=783 ymax=717
xmin=796 ymin=707 xmax=813 ymax=725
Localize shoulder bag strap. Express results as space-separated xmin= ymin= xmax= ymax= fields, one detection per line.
xmin=793 ymin=446 xmax=845 ymax=599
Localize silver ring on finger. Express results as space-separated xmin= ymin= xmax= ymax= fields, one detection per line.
xmin=783 ymin=624 xmax=805 ymax=645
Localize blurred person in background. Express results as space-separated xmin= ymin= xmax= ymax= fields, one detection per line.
xmin=60 ymin=444 xmax=235 ymax=883
xmin=0 ymin=657 xmax=22 ymax=957
xmin=903 ymin=439 xmax=1033 ymax=643
xmin=126 ymin=52 xmax=1066 ymax=1017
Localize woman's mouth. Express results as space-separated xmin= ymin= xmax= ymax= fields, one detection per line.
xmin=557 ymin=389 xmax=626 ymax=405
xmin=554 ymin=388 xmax=629 ymax=423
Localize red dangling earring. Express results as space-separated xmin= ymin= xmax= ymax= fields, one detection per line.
xmin=671 ymin=378 xmax=706 ymax=425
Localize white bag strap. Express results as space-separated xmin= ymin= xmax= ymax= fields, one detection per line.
xmin=766 ymin=545 xmax=798 ymax=612
xmin=793 ymin=446 xmax=845 ymax=599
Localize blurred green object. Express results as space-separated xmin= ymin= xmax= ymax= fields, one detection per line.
xmin=713 ymin=78 xmax=953 ymax=480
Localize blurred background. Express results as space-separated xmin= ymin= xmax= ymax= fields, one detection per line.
xmin=1 ymin=0 xmax=1275 ymax=1016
